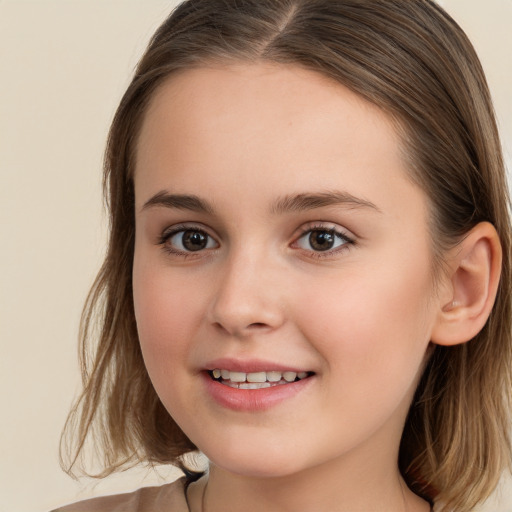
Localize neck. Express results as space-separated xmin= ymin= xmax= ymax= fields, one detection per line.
xmin=189 ymin=447 xmax=430 ymax=512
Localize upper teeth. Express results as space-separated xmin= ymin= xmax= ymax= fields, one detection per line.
xmin=211 ymin=369 xmax=309 ymax=383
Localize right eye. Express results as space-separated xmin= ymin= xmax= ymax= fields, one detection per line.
xmin=161 ymin=227 xmax=218 ymax=254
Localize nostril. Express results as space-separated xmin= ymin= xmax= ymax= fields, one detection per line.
xmin=248 ymin=322 xmax=268 ymax=329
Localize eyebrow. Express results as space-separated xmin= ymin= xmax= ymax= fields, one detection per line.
xmin=270 ymin=191 xmax=381 ymax=215
xmin=141 ymin=191 xmax=214 ymax=214
xmin=141 ymin=190 xmax=380 ymax=215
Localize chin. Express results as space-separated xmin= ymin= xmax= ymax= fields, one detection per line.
xmin=203 ymin=443 xmax=306 ymax=479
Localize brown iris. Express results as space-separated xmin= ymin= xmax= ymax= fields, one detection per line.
xmin=309 ymin=230 xmax=335 ymax=251
xmin=182 ymin=230 xmax=209 ymax=251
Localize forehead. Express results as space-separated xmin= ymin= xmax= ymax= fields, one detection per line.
xmin=134 ymin=62 xmax=423 ymax=220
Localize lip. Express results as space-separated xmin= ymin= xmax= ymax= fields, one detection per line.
xmin=204 ymin=357 xmax=310 ymax=373
xmin=201 ymin=358 xmax=315 ymax=412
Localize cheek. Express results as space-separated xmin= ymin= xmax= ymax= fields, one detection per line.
xmin=132 ymin=257 xmax=204 ymax=380
xmin=294 ymin=257 xmax=434 ymax=395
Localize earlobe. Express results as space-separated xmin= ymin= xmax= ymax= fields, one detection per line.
xmin=431 ymin=222 xmax=502 ymax=346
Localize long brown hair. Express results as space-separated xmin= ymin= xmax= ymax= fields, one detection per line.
xmin=61 ymin=1 xmax=512 ymax=509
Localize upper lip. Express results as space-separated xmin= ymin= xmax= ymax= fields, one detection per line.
xmin=204 ymin=357 xmax=312 ymax=374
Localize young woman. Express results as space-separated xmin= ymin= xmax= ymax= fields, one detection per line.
xmin=54 ymin=1 xmax=512 ymax=511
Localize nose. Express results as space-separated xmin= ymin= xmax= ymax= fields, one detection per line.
xmin=206 ymin=250 xmax=286 ymax=338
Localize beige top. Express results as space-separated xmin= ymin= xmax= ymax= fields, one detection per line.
xmin=51 ymin=477 xmax=189 ymax=512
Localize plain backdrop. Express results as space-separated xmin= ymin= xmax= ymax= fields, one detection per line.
xmin=1 ymin=1 xmax=511 ymax=511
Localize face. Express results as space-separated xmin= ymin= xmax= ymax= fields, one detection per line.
xmin=133 ymin=63 xmax=443 ymax=479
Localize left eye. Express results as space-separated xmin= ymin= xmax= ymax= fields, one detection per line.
xmin=295 ymin=228 xmax=351 ymax=252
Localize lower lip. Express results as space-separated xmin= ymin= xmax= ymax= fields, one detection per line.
xmin=202 ymin=372 xmax=314 ymax=412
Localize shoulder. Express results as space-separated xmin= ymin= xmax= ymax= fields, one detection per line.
xmin=51 ymin=477 xmax=188 ymax=512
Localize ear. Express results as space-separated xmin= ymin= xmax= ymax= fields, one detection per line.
xmin=431 ymin=222 xmax=502 ymax=346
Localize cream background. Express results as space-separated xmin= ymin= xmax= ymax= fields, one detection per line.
xmin=0 ymin=1 xmax=510 ymax=511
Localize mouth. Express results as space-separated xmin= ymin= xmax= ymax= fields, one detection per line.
xmin=207 ymin=369 xmax=315 ymax=389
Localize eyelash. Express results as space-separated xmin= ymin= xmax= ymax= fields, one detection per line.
xmin=157 ymin=222 xmax=355 ymax=259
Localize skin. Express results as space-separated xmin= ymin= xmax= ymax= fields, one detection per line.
xmin=132 ymin=62 xmax=438 ymax=511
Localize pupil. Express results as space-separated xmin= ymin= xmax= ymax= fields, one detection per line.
xmin=309 ymin=230 xmax=334 ymax=251
xmin=183 ymin=230 xmax=207 ymax=251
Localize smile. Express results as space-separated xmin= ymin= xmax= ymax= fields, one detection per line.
xmin=208 ymin=369 xmax=313 ymax=389
xmin=203 ymin=365 xmax=316 ymax=411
